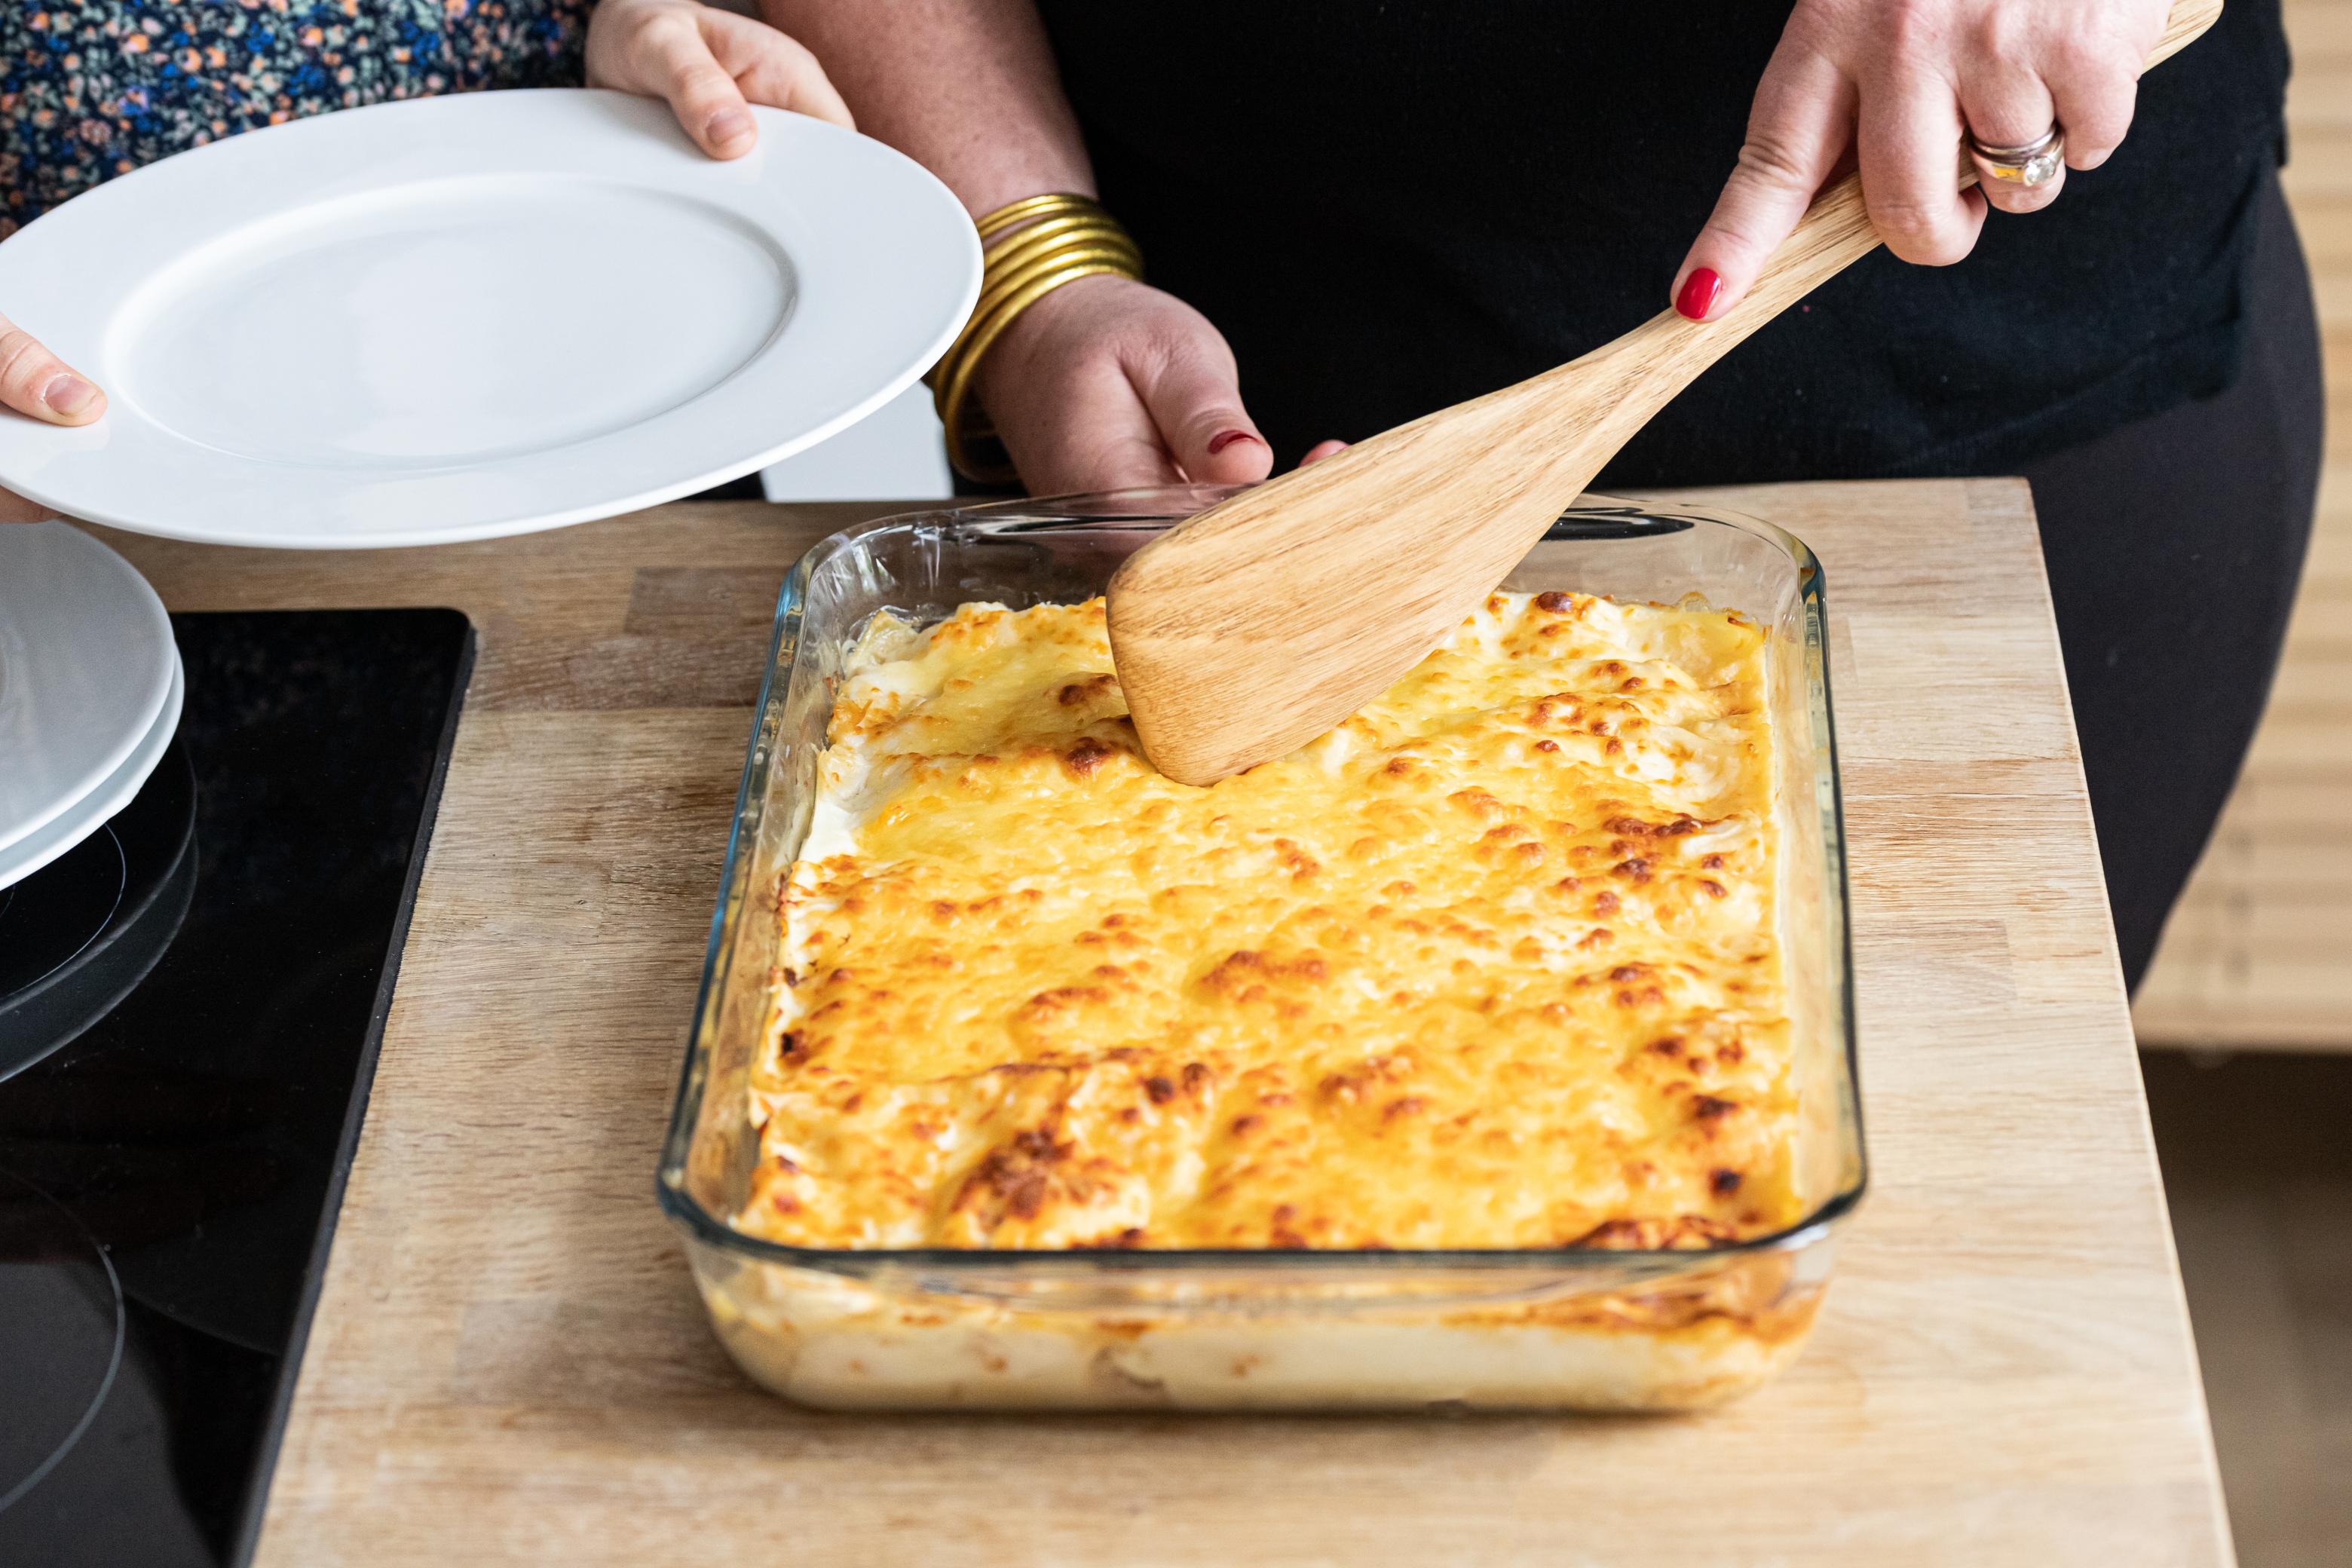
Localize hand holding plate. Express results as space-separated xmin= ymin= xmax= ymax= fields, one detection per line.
xmin=0 ymin=311 xmax=104 ymax=524
xmin=585 ymin=0 xmax=855 ymax=159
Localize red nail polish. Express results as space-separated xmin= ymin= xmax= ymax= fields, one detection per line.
xmin=1207 ymin=430 xmax=1262 ymax=456
xmin=1675 ymin=268 xmax=1724 ymax=322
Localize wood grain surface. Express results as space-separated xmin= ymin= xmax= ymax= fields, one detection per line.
xmin=86 ymin=479 xmax=2231 ymax=1566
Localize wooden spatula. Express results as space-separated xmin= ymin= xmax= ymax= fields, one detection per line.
xmin=1107 ymin=0 xmax=2225 ymax=786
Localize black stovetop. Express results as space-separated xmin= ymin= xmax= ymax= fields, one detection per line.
xmin=0 ymin=609 xmax=472 ymax=1567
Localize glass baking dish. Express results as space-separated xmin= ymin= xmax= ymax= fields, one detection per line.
xmin=657 ymin=485 xmax=1863 ymax=1412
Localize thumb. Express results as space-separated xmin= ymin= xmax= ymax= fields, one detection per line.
xmin=646 ymin=14 xmax=760 ymax=158
xmin=0 ymin=314 xmax=105 ymax=427
xmin=706 ymin=14 xmax=855 ymax=131
xmin=1671 ymin=47 xmax=1850 ymax=321
xmin=1132 ymin=344 xmax=1272 ymax=486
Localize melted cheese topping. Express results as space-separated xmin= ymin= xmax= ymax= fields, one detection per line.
xmin=737 ymin=591 xmax=1798 ymax=1251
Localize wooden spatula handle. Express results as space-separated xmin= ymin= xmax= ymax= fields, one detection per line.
xmin=2148 ymin=0 xmax=2230 ymax=69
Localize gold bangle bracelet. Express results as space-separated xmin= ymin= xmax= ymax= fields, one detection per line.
xmin=969 ymin=216 xmax=1139 ymax=319
xmin=934 ymin=244 xmax=1138 ymax=458
xmin=959 ymin=198 xmax=1137 ymax=323
xmin=926 ymin=207 xmax=1137 ymax=405
xmin=939 ymin=228 xmax=1140 ymax=372
xmin=946 ymin=236 xmax=1143 ymax=381
xmin=933 ymin=192 xmax=1145 ymax=483
xmin=981 ymin=209 xmax=1135 ymax=268
xmin=973 ymin=191 xmax=1101 ymax=240
xmin=963 ymin=232 xmax=1140 ymax=329
xmin=939 ymin=259 xmax=1132 ymax=484
xmin=939 ymin=260 xmax=1131 ymax=470
xmin=934 ymin=247 xmax=1136 ymax=439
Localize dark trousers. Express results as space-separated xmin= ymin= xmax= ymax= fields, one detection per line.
xmin=2021 ymin=170 xmax=2323 ymax=991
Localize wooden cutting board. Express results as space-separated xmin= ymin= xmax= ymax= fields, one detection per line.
xmin=87 ymin=479 xmax=2232 ymax=1568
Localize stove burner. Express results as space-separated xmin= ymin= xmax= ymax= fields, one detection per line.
xmin=0 ymin=829 xmax=125 ymax=995
xmin=0 ymin=610 xmax=472 ymax=1565
xmin=0 ymin=1169 xmax=125 ymax=1516
xmin=0 ymin=743 xmax=197 ymax=1082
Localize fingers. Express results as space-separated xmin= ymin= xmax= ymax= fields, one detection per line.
xmin=1673 ymin=41 xmax=1853 ymax=320
xmin=1682 ymin=1 xmax=2161 ymax=306
xmin=1856 ymin=60 xmax=1984 ymax=266
xmin=705 ymin=11 xmax=854 ymax=131
xmin=632 ymin=10 xmax=763 ymax=158
xmin=1300 ymin=439 xmax=1349 ymax=467
xmin=2047 ymin=35 xmax=2141 ymax=172
xmin=1959 ymin=52 xmax=2063 ymax=214
xmin=1979 ymin=156 xmax=2064 ymax=215
xmin=0 ymin=313 xmax=104 ymax=428
xmin=590 ymin=3 xmax=856 ymax=159
xmin=0 ymin=314 xmax=93 ymax=522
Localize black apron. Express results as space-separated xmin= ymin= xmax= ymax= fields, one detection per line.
xmin=1034 ymin=1 xmax=2291 ymax=484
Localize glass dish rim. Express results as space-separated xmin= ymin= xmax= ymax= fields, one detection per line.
xmin=655 ymin=485 xmax=1866 ymax=1276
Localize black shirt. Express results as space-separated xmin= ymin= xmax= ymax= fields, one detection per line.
xmin=1034 ymin=2 xmax=2291 ymax=485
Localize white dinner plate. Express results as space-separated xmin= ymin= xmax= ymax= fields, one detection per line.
xmin=0 ymin=90 xmax=982 ymax=548
xmin=0 ymin=522 xmax=177 ymax=854
xmin=0 ymin=647 xmax=182 ymax=891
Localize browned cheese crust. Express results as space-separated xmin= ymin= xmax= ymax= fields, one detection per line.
xmin=736 ymin=591 xmax=1796 ymax=1251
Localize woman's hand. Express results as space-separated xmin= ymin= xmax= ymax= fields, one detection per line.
xmin=1672 ymin=0 xmax=2171 ymax=320
xmin=972 ymin=274 xmax=1279 ymax=495
xmin=0 ymin=311 xmax=104 ymax=523
xmin=586 ymin=0 xmax=853 ymax=158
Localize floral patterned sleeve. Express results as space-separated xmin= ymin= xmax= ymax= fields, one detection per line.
xmin=1 ymin=0 xmax=593 ymax=236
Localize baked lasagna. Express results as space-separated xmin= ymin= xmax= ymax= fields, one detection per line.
xmin=737 ymin=590 xmax=1797 ymax=1252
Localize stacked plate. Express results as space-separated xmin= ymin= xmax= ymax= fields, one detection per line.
xmin=0 ymin=524 xmax=181 ymax=890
